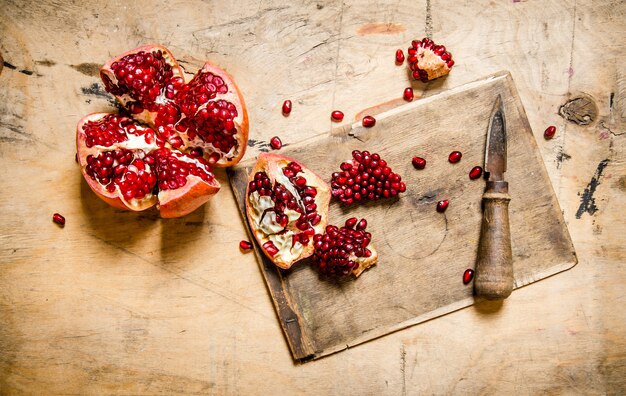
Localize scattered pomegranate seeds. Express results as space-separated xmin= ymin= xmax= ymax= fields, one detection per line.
xmin=412 ymin=156 xmax=426 ymax=170
xmin=362 ymin=115 xmax=376 ymax=128
xmin=395 ymin=49 xmax=405 ymax=64
xmin=52 ymin=213 xmax=65 ymax=227
xmin=240 ymin=240 xmax=253 ymax=250
xmin=282 ymin=100 xmax=292 ymax=115
xmin=448 ymin=151 xmax=462 ymax=163
xmin=403 ymin=87 xmax=414 ymax=102
xmin=544 ymin=125 xmax=556 ymax=139
xmin=436 ymin=200 xmax=449 ymax=213
xmin=469 ymin=166 xmax=483 ymax=180
xmin=331 ymin=110 xmax=344 ymax=121
xmin=463 ymin=269 xmax=474 ymax=285
xmin=270 ymin=136 xmax=282 ymax=150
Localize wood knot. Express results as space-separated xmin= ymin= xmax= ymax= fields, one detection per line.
xmin=559 ymin=95 xmax=598 ymax=126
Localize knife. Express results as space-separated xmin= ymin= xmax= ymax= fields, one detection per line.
xmin=474 ymin=95 xmax=514 ymax=300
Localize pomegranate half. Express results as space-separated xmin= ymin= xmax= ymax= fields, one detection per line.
xmin=245 ymin=153 xmax=330 ymax=269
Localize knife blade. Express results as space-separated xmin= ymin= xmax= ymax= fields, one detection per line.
xmin=474 ymin=95 xmax=514 ymax=300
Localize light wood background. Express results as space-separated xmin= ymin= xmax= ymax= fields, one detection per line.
xmin=1 ymin=0 xmax=624 ymax=394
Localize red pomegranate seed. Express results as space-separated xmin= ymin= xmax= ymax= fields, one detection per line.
xmin=270 ymin=136 xmax=282 ymax=150
xmin=356 ymin=218 xmax=367 ymax=231
xmin=282 ymin=100 xmax=292 ymax=115
xmin=412 ymin=156 xmax=426 ymax=169
xmin=403 ymin=87 xmax=414 ymax=102
xmin=395 ymin=49 xmax=405 ymax=64
xmin=469 ymin=166 xmax=483 ymax=180
xmin=544 ymin=125 xmax=556 ymax=139
xmin=436 ymin=200 xmax=449 ymax=213
xmin=463 ymin=269 xmax=474 ymax=285
xmin=263 ymin=241 xmax=279 ymax=256
xmin=362 ymin=116 xmax=376 ymax=128
xmin=240 ymin=240 xmax=253 ymax=250
xmin=331 ymin=110 xmax=344 ymax=122
xmin=448 ymin=151 xmax=462 ymax=163
xmin=345 ymin=217 xmax=358 ymax=228
xmin=52 ymin=213 xmax=65 ymax=226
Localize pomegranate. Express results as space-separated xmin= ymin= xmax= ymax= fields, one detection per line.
xmin=469 ymin=166 xmax=483 ymax=180
xmin=240 ymin=240 xmax=253 ymax=250
xmin=245 ymin=153 xmax=331 ymax=269
xmin=544 ymin=125 xmax=556 ymax=139
xmin=53 ymin=213 xmax=65 ymax=226
xmin=270 ymin=136 xmax=283 ymax=150
xmin=331 ymin=150 xmax=406 ymax=205
xmin=312 ymin=217 xmax=378 ymax=277
xmin=448 ymin=150 xmax=462 ymax=163
xmin=412 ymin=156 xmax=426 ymax=170
xmin=362 ymin=115 xmax=376 ymax=128
xmin=436 ymin=199 xmax=449 ymax=213
xmin=100 ymin=44 xmax=249 ymax=167
xmin=407 ymin=38 xmax=454 ymax=82
xmin=331 ymin=111 xmax=344 ymax=122
xmin=282 ymin=100 xmax=292 ymax=115
xmin=403 ymin=87 xmax=414 ymax=102
xmin=395 ymin=49 xmax=405 ymax=64
xmin=76 ymin=113 xmax=219 ymax=217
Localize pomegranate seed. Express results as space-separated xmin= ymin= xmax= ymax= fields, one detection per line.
xmin=463 ymin=269 xmax=474 ymax=285
xmin=282 ymin=100 xmax=292 ymax=115
xmin=448 ymin=151 xmax=462 ymax=163
xmin=469 ymin=166 xmax=483 ymax=180
xmin=403 ymin=87 xmax=414 ymax=102
xmin=52 ymin=213 xmax=65 ymax=227
xmin=240 ymin=240 xmax=253 ymax=250
xmin=362 ymin=116 xmax=376 ymax=128
xmin=270 ymin=136 xmax=282 ymax=150
xmin=395 ymin=49 xmax=405 ymax=64
xmin=263 ymin=241 xmax=279 ymax=256
xmin=345 ymin=217 xmax=358 ymax=229
xmin=356 ymin=219 xmax=367 ymax=231
xmin=436 ymin=200 xmax=449 ymax=213
xmin=331 ymin=110 xmax=344 ymax=122
xmin=412 ymin=156 xmax=426 ymax=169
xmin=544 ymin=125 xmax=556 ymax=139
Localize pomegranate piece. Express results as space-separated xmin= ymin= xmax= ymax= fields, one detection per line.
xmin=282 ymin=100 xmax=292 ymax=115
xmin=412 ymin=156 xmax=426 ymax=170
xmin=331 ymin=150 xmax=406 ymax=205
xmin=76 ymin=113 xmax=219 ymax=217
xmin=403 ymin=87 xmax=414 ymax=102
xmin=544 ymin=125 xmax=556 ymax=139
xmin=52 ymin=213 xmax=65 ymax=226
xmin=395 ymin=49 xmax=405 ymax=64
xmin=463 ymin=269 xmax=475 ymax=285
xmin=312 ymin=217 xmax=378 ymax=278
xmin=448 ymin=151 xmax=462 ymax=163
xmin=436 ymin=199 xmax=449 ymax=213
xmin=240 ymin=240 xmax=253 ymax=250
xmin=270 ymin=136 xmax=283 ymax=150
xmin=469 ymin=166 xmax=483 ymax=180
xmin=100 ymin=45 xmax=249 ymax=167
xmin=407 ymin=38 xmax=454 ymax=82
xmin=362 ymin=115 xmax=376 ymax=128
xmin=331 ymin=110 xmax=345 ymax=122
xmin=245 ymin=153 xmax=331 ymax=269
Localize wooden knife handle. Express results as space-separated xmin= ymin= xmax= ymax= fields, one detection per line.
xmin=474 ymin=180 xmax=513 ymax=300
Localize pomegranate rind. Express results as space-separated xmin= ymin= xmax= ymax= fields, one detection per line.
xmin=245 ymin=153 xmax=330 ymax=269
xmin=99 ymin=44 xmax=185 ymax=126
xmin=158 ymin=174 xmax=220 ymax=218
xmin=76 ymin=112 xmax=158 ymax=212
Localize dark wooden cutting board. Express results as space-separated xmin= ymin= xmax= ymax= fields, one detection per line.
xmin=227 ymin=71 xmax=577 ymax=362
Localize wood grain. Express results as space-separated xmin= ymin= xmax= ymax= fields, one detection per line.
xmin=0 ymin=0 xmax=624 ymax=394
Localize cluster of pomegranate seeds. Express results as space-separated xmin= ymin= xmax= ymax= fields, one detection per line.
xmin=403 ymin=87 xmax=414 ymax=102
xmin=544 ymin=125 xmax=556 ymax=139
xmin=152 ymin=148 xmax=214 ymax=191
xmin=52 ymin=213 xmax=65 ymax=227
xmin=395 ymin=49 xmax=405 ymax=64
xmin=436 ymin=199 xmax=449 ymax=213
xmin=240 ymin=240 xmax=253 ymax=250
xmin=331 ymin=150 xmax=406 ymax=205
xmin=408 ymin=38 xmax=454 ymax=82
xmin=463 ymin=269 xmax=474 ymax=285
xmin=448 ymin=151 xmax=462 ymax=163
xmin=82 ymin=114 xmax=152 ymax=148
xmin=412 ymin=156 xmax=426 ymax=169
xmin=312 ymin=217 xmax=374 ymax=277
xmin=331 ymin=110 xmax=344 ymax=122
xmin=469 ymin=166 xmax=483 ymax=180
xmin=362 ymin=115 xmax=376 ymax=128
xmin=270 ymin=136 xmax=282 ymax=150
xmin=282 ymin=100 xmax=292 ymax=115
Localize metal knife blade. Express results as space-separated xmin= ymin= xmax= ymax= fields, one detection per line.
xmin=485 ymin=95 xmax=507 ymax=182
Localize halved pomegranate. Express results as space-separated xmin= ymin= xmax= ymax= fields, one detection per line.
xmin=76 ymin=113 xmax=219 ymax=217
xmin=312 ymin=217 xmax=378 ymax=277
xmin=100 ymin=45 xmax=248 ymax=167
xmin=407 ymin=38 xmax=454 ymax=82
xmin=245 ymin=153 xmax=330 ymax=269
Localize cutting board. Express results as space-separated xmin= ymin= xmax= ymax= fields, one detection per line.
xmin=227 ymin=71 xmax=577 ymax=362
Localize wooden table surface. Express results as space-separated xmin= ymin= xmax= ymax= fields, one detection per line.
xmin=1 ymin=0 xmax=624 ymax=394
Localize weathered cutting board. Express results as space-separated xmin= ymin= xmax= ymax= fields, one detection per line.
xmin=228 ymin=71 xmax=577 ymax=362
